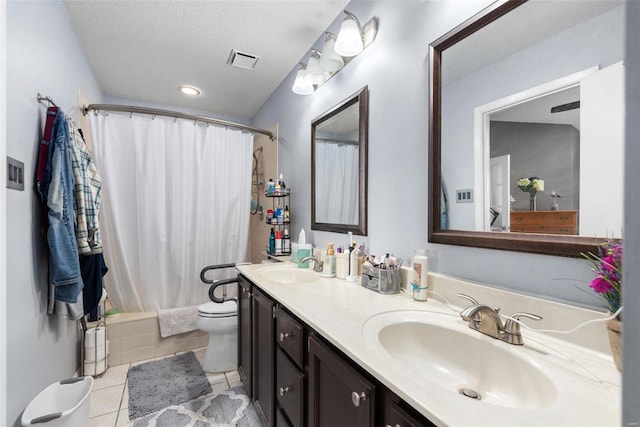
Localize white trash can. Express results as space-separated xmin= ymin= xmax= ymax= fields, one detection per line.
xmin=21 ymin=376 xmax=93 ymax=426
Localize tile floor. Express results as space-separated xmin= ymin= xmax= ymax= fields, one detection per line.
xmin=88 ymin=347 xmax=241 ymax=427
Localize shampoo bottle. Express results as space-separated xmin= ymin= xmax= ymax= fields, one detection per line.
xmin=269 ymin=228 xmax=276 ymax=255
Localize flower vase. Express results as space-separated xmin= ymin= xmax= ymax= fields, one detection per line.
xmin=529 ymin=192 xmax=537 ymax=211
xmin=606 ymin=314 xmax=622 ymax=371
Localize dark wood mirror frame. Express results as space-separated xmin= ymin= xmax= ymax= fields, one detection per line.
xmin=428 ymin=0 xmax=605 ymax=257
xmin=311 ymin=86 xmax=368 ymax=235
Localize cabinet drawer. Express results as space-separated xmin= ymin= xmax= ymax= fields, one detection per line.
xmin=276 ymin=308 xmax=305 ymax=368
xmin=276 ymin=348 xmax=305 ymax=427
xmin=510 ymin=210 xmax=577 ymax=235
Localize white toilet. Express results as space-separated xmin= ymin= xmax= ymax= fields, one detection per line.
xmin=196 ymin=300 xmax=238 ymax=373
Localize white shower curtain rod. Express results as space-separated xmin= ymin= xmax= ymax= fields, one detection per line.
xmin=83 ymin=103 xmax=275 ymax=140
xmin=316 ymin=136 xmax=358 ymax=145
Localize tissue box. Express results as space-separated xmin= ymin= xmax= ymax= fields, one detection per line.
xmin=361 ymin=265 xmax=401 ymax=294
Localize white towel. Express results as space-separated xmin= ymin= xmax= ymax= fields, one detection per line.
xmin=157 ymin=305 xmax=199 ymax=338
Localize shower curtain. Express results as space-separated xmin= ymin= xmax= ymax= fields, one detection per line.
xmin=315 ymin=141 xmax=359 ymax=224
xmin=89 ymin=112 xmax=253 ymax=312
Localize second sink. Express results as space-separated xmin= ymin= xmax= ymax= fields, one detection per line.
xmin=362 ymin=310 xmax=557 ymax=409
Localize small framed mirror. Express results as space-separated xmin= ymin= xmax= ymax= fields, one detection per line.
xmin=312 ymin=86 xmax=368 ymax=235
xmin=429 ymin=0 xmax=624 ymax=256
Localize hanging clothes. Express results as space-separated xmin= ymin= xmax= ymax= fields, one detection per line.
xmin=46 ymin=110 xmax=84 ymax=303
xmin=68 ymin=121 xmax=103 ymax=255
xmin=36 ymin=107 xmax=106 ymax=319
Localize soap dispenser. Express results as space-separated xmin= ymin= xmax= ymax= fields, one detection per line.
xmin=321 ymin=243 xmax=336 ymax=278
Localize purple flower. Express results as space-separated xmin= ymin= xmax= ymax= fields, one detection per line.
xmin=601 ymin=255 xmax=618 ymax=272
xmin=589 ymin=276 xmax=612 ymax=294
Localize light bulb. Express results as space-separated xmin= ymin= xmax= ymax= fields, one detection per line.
xmin=292 ymin=66 xmax=314 ymax=95
xmin=304 ymin=51 xmax=327 ymax=85
xmin=320 ymin=33 xmax=344 ymax=73
xmin=335 ymin=14 xmax=363 ymax=57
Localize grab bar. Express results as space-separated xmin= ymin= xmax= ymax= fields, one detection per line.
xmin=199 ymin=262 xmax=250 ymax=304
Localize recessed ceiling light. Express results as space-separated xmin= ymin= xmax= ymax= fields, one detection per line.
xmin=178 ymin=85 xmax=201 ymax=96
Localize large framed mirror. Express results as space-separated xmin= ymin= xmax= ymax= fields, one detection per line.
xmin=312 ymin=86 xmax=368 ymax=235
xmin=429 ymin=0 xmax=624 ymax=256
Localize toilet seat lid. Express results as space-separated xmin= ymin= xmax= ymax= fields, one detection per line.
xmin=198 ymin=300 xmax=237 ymax=317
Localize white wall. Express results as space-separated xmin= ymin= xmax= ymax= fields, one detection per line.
xmin=5 ymin=2 xmax=103 ymax=425
xmin=623 ymin=2 xmax=640 ymax=423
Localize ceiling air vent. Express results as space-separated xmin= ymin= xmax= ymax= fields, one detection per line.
xmin=227 ymin=49 xmax=260 ymax=70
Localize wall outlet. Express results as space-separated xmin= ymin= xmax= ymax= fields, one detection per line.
xmin=456 ymin=189 xmax=473 ymax=203
xmin=6 ymin=156 xmax=24 ymax=191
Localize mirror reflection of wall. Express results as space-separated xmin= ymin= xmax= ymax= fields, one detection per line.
xmin=440 ymin=1 xmax=623 ymax=238
xmin=491 ymin=120 xmax=580 ymax=211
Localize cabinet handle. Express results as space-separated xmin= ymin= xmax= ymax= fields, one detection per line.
xmin=351 ymin=391 xmax=367 ymax=407
xmin=279 ymin=332 xmax=291 ymax=342
xmin=279 ymin=386 xmax=290 ymax=396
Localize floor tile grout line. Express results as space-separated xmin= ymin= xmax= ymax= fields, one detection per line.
xmin=114 ymin=362 xmax=130 ymax=427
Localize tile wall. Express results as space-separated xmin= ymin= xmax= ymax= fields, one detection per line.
xmin=98 ymin=313 xmax=208 ymax=367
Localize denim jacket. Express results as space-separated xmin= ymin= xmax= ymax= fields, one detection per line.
xmin=46 ymin=111 xmax=84 ymax=303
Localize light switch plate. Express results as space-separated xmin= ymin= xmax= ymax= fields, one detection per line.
xmin=456 ymin=189 xmax=473 ymax=203
xmin=6 ymin=156 xmax=25 ymax=191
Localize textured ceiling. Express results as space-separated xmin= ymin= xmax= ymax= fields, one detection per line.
xmin=63 ymin=1 xmax=350 ymax=119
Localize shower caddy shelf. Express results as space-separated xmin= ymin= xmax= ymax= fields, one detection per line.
xmin=265 ymin=190 xmax=291 ymax=256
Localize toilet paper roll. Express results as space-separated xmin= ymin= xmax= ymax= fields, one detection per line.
xmin=84 ymin=359 xmax=107 ymax=376
xmin=85 ymin=327 xmax=106 ymax=346
xmin=85 ymin=327 xmax=107 ymax=362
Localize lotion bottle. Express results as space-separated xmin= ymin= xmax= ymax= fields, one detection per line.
xmin=321 ymin=243 xmax=336 ymax=278
xmin=412 ymin=249 xmax=429 ymax=301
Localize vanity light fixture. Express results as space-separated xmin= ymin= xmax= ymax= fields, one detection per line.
xmin=178 ymin=85 xmax=201 ymax=96
xmin=291 ymin=10 xmax=377 ymax=95
xmin=304 ymin=50 xmax=327 ymax=86
xmin=320 ymin=33 xmax=344 ymax=73
xmin=292 ymin=63 xmax=315 ymax=95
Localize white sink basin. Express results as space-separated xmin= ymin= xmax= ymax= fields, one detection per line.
xmin=362 ymin=310 xmax=557 ymax=409
xmin=259 ymin=266 xmax=319 ymax=284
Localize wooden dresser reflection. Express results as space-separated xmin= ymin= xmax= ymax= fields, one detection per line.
xmin=510 ymin=210 xmax=578 ymax=235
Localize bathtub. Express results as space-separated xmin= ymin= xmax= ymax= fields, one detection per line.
xmin=101 ymin=312 xmax=208 ymax=366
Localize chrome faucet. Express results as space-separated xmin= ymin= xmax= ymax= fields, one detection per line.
xmin=457 ymin=293 xmax=542 ymax=345
xmin=300 ymin=256 xmax=323 ymax=273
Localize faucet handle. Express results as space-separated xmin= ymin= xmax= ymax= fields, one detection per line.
xmin=504 ymin=312 xmax=543 ymax=344
xmin=457 ymin=293 xmax=479 ymax=306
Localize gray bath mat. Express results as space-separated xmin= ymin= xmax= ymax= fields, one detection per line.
xmin=127 ymin=351 xmax=212 ymax=419
xmin=132 ymin=385 xmax=262 ymax=426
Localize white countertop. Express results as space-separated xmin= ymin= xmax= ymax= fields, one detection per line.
xmin=237 ymin=262 xmax=621 ymax=427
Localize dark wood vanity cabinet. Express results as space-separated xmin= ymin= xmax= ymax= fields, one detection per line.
xmin=238 ymin=275 xmax=434 ymax=427
xmin=253 ymin=287 xmax=276 ymax=426
xmin=381 ymin=389 xmax=436 ymax=427
xmin=275 ymin=308 xmax=306 ymax=427
xmin=238 ymin=275 xmax=253 ymax=398
xmin=308 ymin=334 xmax=375 ymax=427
